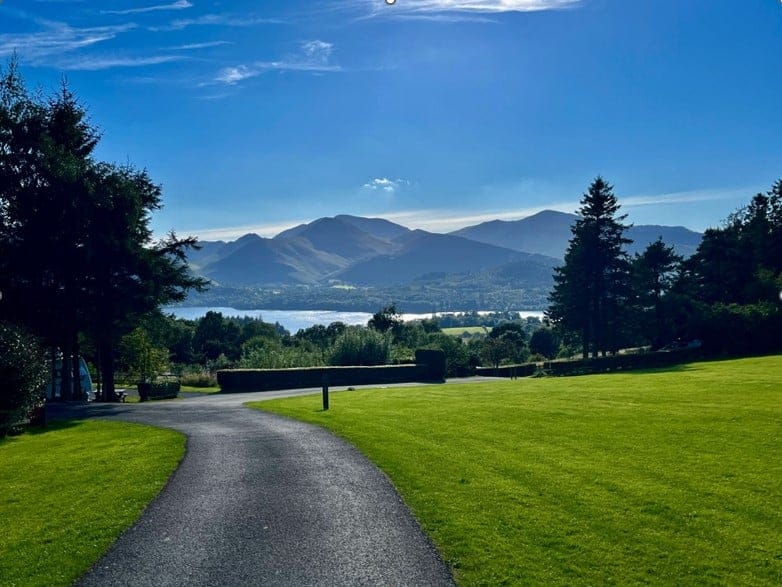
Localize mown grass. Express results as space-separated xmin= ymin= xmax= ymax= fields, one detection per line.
xmin=0 ymin=420 xmax=185 ymax=586
xmin=180 ymin=385 xmax=220 ymax=394
xmin=250 ymin=355 xmax=782 ymax=585
xmin=441 ymin=326 xmax=490 ymax=336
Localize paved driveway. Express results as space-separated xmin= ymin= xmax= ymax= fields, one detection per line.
xmin=48 ymin=386 xmax=459 ymax=586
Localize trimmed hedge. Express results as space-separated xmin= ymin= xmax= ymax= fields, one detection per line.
xmin=219 ymin=348 xmax=447 ymax=393
xmin=218 ymin=365 xmax=415 ymax=393
xmin=477 ymin=348 xmax=703 ymax=379
xmin=476 ymin=363 xmax=537 ymax=378
xmin=138 ymin=379 xmax=180 ymax=401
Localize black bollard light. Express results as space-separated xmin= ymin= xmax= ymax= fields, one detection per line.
xmin=322 ymin=372 xmax=329 ymax=411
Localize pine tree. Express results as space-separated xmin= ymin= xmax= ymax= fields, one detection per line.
xmin=547 ymin=177 xmax=632 ymax=358
xmin=631 ymin=238 xmax=682 ymax=348
xmin=0 ymin=60 xmax=206 ymax=401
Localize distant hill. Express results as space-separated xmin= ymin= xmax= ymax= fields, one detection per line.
xmin=333 ymin=231 xmax=556 ymax=286
xmin=187 ymin=211 xmax=701 ymax=288
xmin=452 ymin=210 xmax=575 ymax=259
xmin=275 ymin=216 xmax=397 ymax=261
xmin=626 ymin=225 xmax=702 ymax=258
xmin=452 ymin=210 xmax=702 ymax=259
xmin=334 ymin=214 xmax=410 ymax=241
xmin=197 ymin=235 xmax=346 ymax=286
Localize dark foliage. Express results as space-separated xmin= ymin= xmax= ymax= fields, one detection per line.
xmin=0 ymin=322 xmax=48 ymax=436
xmin=548 ymin=177 xmax=632 ymax=358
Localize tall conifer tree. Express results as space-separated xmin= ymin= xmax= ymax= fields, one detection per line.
xmin=547 ymin=177 xmax=632 ymax=358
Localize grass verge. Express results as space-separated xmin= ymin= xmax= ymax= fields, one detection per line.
xmin=0 ymin=420 xmax=185 ymax=586
xmin=441 ymin=326 xmax=490 ymax=336
xmin=180 ymin=385 xmax=220 ymax=394
xmin=250 ymin=355 xmax=782 ymax=585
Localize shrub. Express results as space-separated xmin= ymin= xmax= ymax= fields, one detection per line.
xmin=529 ymin=327 xmax=560 ymax=359
xmin=423 ymin=333 xmax=472 ymax=377
xmin=178 ymin=366 xmax=217 ymax=388
xmin=239 ymin=339 xmax=324 ymax=369
xmin=0 ymin=323 xmax=48 ymax=437
xmin=330 ymin=327 xmax=391 ymax=366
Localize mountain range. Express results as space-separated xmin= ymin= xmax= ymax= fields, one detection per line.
xmin=186 ymin=211 xmax=702 ymax=288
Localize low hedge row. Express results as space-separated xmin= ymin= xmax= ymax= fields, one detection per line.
xmin=475 ymin=364 xmax=537 ymax=378
xmin=138 ymin=380 xmax=180 ymax=401
xmin=218 ymin=365 xmax=437 ymax=393
xmin=219 ymin=349 xmax=447 ymax=393
xmin=477 ymin=348 xmax=702 ymax=379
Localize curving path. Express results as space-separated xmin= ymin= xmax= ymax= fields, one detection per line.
xmin=48 ymin=387 xmax=458 ymax=586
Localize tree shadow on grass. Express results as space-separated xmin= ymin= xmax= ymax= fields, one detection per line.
xmin=25 ymin=419 xmax=84 ymax=436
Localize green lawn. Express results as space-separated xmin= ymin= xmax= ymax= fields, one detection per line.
xmin=250 ymin=356 xmax=782 ymax=585
xmin=0 ymin=420 xmax=185 ymax=586
xmin=180 ymin=385 xmax=220 ymax=394
xmin=442 ymin=326 xmax=490 ymax=336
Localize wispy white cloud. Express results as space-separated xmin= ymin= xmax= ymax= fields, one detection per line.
xmin=213 ymin=40 xmax=341 ymax=85
xmin=398 ymin=0 xmax=579 ymax=13
xmin=215 ymin=65 xmax=255 ymax=84
xmin=150 ymin=14 xmax=281 ymax=32
xmin=184 ymin=220 xmax=311 ymax=241
xmin=102 ymin=0 xmax=192 ymax=15
xmin=166 ymin=40 xmax=231 ymax=51
xmin=362 ymin=177 xmax=410 ymax=193
xmin=0 ymin=22 xmax=137 ymax=62
xmin=53 ymin=54 xmax=186 ymax=71
xmin=353 ymin=0 xmax=580 ymax=20
xmin=621 ymin=188 xmax=747 ymax=209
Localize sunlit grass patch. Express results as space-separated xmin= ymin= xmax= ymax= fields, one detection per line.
xmin=250 ymin=356 xmax=782 ymax=585
xmin=0 ymin=420 xmax=185 ymax=586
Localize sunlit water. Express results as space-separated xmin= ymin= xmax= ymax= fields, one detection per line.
xmin=163 ymin=307 xmax=545 ymax=333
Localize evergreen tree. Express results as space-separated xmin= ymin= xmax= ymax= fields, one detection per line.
xmin=547 ymin=177 xmax=632 ymax=358
xmin=631 ymin=238 xmax=682 ymax=348
xmin=0 ymin=60 xmax=206 ymax=401
xmin=0 ymin=61 xmax=98 ymax=399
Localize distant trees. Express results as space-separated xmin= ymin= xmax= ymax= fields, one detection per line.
xmin=368 ymin=303 xmax=403 ymax=335
xmin=631 ymin=238 xmax=682 ymax=348
xmin=677 ymin=184 xmax=782 ymax=354
xmin=529 ymin=327 xmax=559 ymax=359
xmin=547 ymin=177 xmax=782 ymax=358
xmin=547 ymin=177 xmax=632 ymax=358
xmin=0 ymin=58 xmax=206 ymax=400
xmin=330 ymin=327 xmax=392 ymax=366
xmin=482 ymin=322 xmax=527 ymax=366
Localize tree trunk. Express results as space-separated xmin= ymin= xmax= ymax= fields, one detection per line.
xmin=582 ymin=326 xmax=589 ymax=360
xmin=71 ymin=335 xmax=81 ymax=401
xmin=100 ymin=339 xmax=116 ymax=401
xmin=60 ymin=338 xmax=72 ymax=401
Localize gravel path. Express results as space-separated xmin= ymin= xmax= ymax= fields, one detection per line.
xmin=48 ymin=387 xmax=459 ymax=586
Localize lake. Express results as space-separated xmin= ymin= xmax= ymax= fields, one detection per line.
xmin=163 ymin=307 xmax=545 ymax=333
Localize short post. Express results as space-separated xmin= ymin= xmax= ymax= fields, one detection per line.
xmin=321 ymin=372 xmax=329 ymax=411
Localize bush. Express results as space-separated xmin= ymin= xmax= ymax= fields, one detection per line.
xmin=178 ymin=366 xmax=217 ymax=388
xmin=529 ymin=327 xmax=560 ymax=359
xmin=239 ymin=339 xmax=324 ymax=369
xmin=696 ymin=302 xmax=782 ymax=355
xmin=139 ymin=376 xmax=180 ymax=401
xmin=423 ymin=333 xmax=472 ymax=377
xmin=0 ymin=323 xmax=48 ymax=437
xmin=330 ymin=327 xmax=391 ymax=366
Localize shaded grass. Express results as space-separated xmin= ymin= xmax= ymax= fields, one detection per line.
xmin=0 ymin=420 xmax=185 ymax=586
xmin=250 ymin=355 xmax=782 ymax=585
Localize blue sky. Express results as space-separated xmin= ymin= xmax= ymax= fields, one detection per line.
xmin=2 ymin=0 xmax=781 ymax=240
